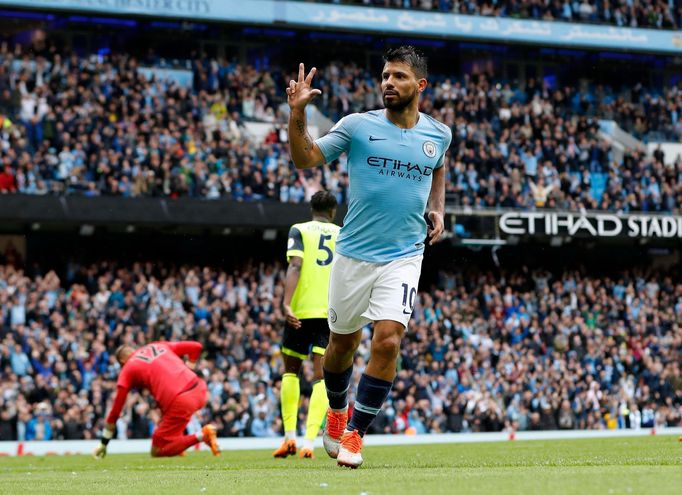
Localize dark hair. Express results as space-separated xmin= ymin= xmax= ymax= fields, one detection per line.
xmin=383 ymin=45 xmax=428 ymax=79
xmin=311 ymin=190 xmax=337 ymax=213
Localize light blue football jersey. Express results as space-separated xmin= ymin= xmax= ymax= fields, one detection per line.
xmin=315 ymin=109 xmax=452 ymax=263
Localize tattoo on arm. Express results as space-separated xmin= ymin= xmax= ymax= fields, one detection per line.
xmin=295 ymin=118 xmax=313 ymax=152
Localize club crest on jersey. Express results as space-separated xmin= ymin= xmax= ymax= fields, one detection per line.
xmin=422 ymin=141 xmax=437 ymax=158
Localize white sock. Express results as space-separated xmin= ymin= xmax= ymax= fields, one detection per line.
xmin=301 ymin=438 xmax=314 ymax=451
xmin=285 ymin=431 xmax=296 ymax=442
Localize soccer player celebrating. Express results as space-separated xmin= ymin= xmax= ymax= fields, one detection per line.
xmin=273 ymin=191 xmax=340 ymax=459
xmin=286 ymin=46 xmax=451 ymax=468
xmin=93 ymin=341 xmax=221 ymax=458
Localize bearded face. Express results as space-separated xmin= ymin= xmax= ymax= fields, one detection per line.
xmin=381 ymin=61 xmax=425 ymax=111
xmin=382 ymin=86 xmax=419 ymax=111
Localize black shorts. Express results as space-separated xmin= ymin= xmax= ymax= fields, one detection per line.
xmin=282 ymin=318 xmax=329 ymax=360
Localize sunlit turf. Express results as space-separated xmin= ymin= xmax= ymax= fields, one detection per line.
xmin=2 ymin=435 xmax=681 ymax=495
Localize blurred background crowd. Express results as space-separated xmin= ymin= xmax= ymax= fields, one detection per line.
xmin=0 ymin=256 xmax=679 ymax=441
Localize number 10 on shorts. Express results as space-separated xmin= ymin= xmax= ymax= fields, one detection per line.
xmin=401 ymin=283 xmax=416 ymax=314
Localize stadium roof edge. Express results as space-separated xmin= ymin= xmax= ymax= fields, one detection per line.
xmin=2 ymin=0 xmax=682 ymax=55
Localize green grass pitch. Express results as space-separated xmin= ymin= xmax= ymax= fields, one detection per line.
xmin=2 ymin=436 xmax=681 ymax=495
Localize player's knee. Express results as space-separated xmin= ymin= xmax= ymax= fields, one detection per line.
xmin=285 ymin=364 xmax=301 ymax=375
xmin=371 ymin=333 xmax=401 ymax=361
xmin=283 ymin=357 xmax=302 ymax=375
xmin=329 ymin=333 xmax=358 ymax=356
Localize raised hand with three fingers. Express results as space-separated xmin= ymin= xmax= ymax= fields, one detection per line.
xmin=287 ymin=63 xmax=322 ymax=111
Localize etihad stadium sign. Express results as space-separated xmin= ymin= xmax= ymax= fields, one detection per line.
xmin=499 ymin=212 xmax=682 ymax=239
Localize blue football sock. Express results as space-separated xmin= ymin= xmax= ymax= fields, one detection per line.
xmin=348 ymin=373 xmax=393 ymax=437
xmin=324 ymin=365 xmax=353 ymax=410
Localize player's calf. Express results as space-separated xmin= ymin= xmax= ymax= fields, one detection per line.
xmin=335 ymin=373 xmax=393 ymax=467
xmin=151 ymin=434 xmax=198 ymax=457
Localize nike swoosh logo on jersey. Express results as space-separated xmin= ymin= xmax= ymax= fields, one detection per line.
xmin=369 ymin=136 xmax=387 ymax=141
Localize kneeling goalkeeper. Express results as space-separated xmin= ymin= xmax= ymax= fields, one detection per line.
xmin=93 ymin=341 xmax=220 ymax=458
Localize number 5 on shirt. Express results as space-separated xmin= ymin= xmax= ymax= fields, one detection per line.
xmin=317 ymin=234 xmax=333 ymax=266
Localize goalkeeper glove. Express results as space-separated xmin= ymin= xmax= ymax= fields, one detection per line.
xmin=93 ymin=442 xmax=107 ymax=459
xmin=93 ymin=427 xmax=113 ymax=459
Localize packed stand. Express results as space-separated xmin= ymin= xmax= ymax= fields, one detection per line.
xmin=310 ymin=63 xmax=682 ymax=213
xmin=420 ymin=75 xmax=682 ymax=213
xmin=306 ymin=0 xmax=681 ymax=30
xmin=0 ymin=255 xmax=680 ymax=441
xmin=0 ymin=42 xmax=345 ymax=205
xmin=393 ymin=265 xmax=682 ymax=433
xmin=1 ymin=43 xmax=681 ymax=213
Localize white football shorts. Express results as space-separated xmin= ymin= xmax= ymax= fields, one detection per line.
xmin=327 ymin=253 xmax=423 ymax=334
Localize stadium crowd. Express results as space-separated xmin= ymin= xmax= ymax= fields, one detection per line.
xmin=308 ymin=0 xmax=682 ymax=30
xmin=0 ymin=255 xmax=680 ymax=441
xmin=0 ymin=43 xmax=680 ymax=213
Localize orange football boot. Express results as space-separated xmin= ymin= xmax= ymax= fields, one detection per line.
xmin=272 ymin=439 xmax=297 ymax=458
xmin=337 ymin=430 xmax=363 ymax=468
xmin=299 ymin=447 xmax=314 ymax=459
xmin=322 ymin=408 xmax=348 ymax=459
xmin=201 ymin=424 xmax=221 ymax=456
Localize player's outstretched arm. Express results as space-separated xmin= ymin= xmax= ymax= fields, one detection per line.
xmin=427 ymin=165 xmax=445 ymax=245
xmin=94 ymin=385 xmax=129 ymax=459
xmin=287 ymin=63 xmax=325 ymax=169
